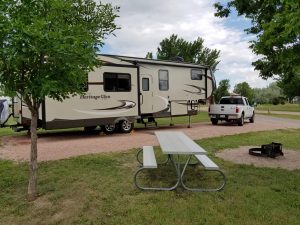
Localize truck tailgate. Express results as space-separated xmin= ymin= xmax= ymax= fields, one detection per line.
xmin=209 ymin=104 xmax=237 ymax=115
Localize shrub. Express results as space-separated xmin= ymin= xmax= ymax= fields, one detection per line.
xmin=272 ymin=97 xmax=280 ymax=105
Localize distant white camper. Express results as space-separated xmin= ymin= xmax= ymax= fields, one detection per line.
xmin=12 ymin=54 xmax=216 ymax=134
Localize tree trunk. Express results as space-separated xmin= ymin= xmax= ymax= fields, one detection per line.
xmin=27 ymin=109 xmax=38 ymax=201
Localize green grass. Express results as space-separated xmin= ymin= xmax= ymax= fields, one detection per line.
xmin=0 ymin=124 xmax=83 ymax=137
xmin=0 ymin=116 xmax=18 ymax=136
xmin=1 ymin=129 xmax=300 ymax=225
xmin=135 ymin=112 xmax=209 ymax=128
xmin=256 ymin=103 xmax=300 ymax=112
xmin=257 ymin=112 xmax=300 ymax=120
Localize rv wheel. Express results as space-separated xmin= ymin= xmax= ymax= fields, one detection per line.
xmin=211 ymin=119 xmax=218 ymax=125
xmin=101 ymin=124 xmax=116 ymax=135
xmin=84 ymin=126 xmax=97 ymax=132
xmin=119 ymin=120 xmax=134 ymax=133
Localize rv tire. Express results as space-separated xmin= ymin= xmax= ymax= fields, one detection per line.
xmin=118 ymin=120 xmax=133 ymax=133
xmin=211 ymin=119 xmax=218 ymax=125
xmin=101 ymin=124 xmax=116 ymax=135
xmin=84 ymin=126 xmax=97 ymax=132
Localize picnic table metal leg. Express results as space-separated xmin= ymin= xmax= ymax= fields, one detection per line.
xmin=159 ymin=154 xmax=171 ymax=165
xmin=134 ymin=154 xmax=180 ymax=191
xmin=136 ymin=148 xmax=143 ymax=165
xmin=180 ymin=156 xmax=226 ymax=192
xmin=170 ymin=154 xmax=181 ymax=183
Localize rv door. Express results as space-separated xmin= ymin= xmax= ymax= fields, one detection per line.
xmin=140 ymin=75 xmax=153 ymax=113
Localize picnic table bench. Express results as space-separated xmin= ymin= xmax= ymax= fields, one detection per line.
xmin=134 ymin=131 xmax=226 ymax=191
xmin=141 ymin=146 xmax=157 ymax=169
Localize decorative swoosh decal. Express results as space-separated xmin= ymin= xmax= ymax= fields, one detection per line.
xmin=153 ymin=95 xmax=170 ymax=113
xmin=155 ymin=95 xmax=169 ymax=106
xmin=73 ymin=100 xmax=136 ymax=116
xmin=183 ymin=84 xmax=206 ymax=95
xmin=73 ymin=109 xmax=133 ymax=116
xmin=94 ymin=100 xmax=136 ymax=110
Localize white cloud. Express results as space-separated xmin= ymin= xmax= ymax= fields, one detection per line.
xmin=101 ymin=0 xmax=274 ymax=89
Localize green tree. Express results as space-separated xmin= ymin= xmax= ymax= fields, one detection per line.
xmin=0 ymin=0 xmax=118 ymax=200
xmin=214 ymin=0 xmax=300 ymax=97
xmin=278 ymin=70 xmax=300 ymax=100
xmin=214 ymin=79 xmax=230 ymax=103
xmin=253 ymin=82 xmax=283 ymax=104
xmin=145 ymin=52 xmax=153 ymax=59
xmin=233 ymin=82 xmax=254 ymax=103
xmin=156 ymin=34 xmax=221 ymax=72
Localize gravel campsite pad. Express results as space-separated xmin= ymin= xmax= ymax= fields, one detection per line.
xmin=1 ymin=115 xmax=300 ymax=162
xmin=216 ymin=146 xmax=300 ymax=170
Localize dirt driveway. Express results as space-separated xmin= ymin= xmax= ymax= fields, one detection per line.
xmin=1 ymin=115 xmax=300 ymax=162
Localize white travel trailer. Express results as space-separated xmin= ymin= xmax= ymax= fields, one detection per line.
xmin=11 ymin=54 xmax=216 ymax=134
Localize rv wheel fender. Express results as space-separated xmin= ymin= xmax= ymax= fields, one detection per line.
xmin=118 ymin=120 xmax=134 ymax=133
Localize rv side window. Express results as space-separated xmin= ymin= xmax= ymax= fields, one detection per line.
xmin=142 ymin=78 xmax=149 ymax=91
xmin=103 ymin=73 xmax=131 ymax=92
xmin=191 ymin=69 xmax=205 ymax=80
xmin=159 ymin=70 xmax=169 ymax=91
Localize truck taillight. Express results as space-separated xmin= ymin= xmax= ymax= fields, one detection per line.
xmin=236 ymin=107 xmax=240 ymax=113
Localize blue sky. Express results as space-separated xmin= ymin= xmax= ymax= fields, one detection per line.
xmin=100 ymin=0 xmax=274 ymax=90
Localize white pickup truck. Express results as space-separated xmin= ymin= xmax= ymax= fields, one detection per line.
xmin=208 ymin=96 xmax=255 ymax=126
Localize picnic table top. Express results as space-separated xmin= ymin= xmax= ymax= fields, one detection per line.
xmin=155 ymin=131 xmax=207 ymax=155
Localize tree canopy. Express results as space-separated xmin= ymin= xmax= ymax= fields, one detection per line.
xmin=145 ymin=52 xmax=153 ymax=59
xmin=214 ymin=0 xmax=300 ymax=97
xmin=0 ymin=0 xmax=118 ymax=200
xmin=253 ymin=82 xmax=283 ymax=104
xmin=233 ymin=82 xmax=254 ymax=103
xmin=151 ymin=34 xmax=220 ymax=72
xmin=277 ymin=69 xmax=300 ymax=99
xmin=214 ymin=79 xmax=230 ymax=103
xmin=0 ymin=0 xmax=118 ymax=101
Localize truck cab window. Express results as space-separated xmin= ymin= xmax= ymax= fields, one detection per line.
xmin=220 ymin=98 xmax=243 ymax=105
xmin=159 ymin=70 xmax=169 ymax=91
xmin=191 ymin=69 xmax=205 ymax=80
xmin=104 ymin=73 xmax=131 ymax=92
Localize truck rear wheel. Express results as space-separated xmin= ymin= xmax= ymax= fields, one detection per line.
xmin=118 ymin=120 xmax=133 ymax=133
xmin=101 ymin=124 xmax=116 ymax=135
xmin=211 ymin=119 xmax=218 ymax=125
xmin=250 ymin=112 xmax=255 ymax=123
